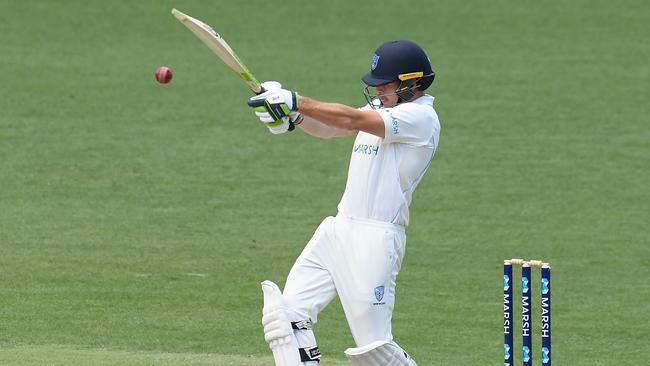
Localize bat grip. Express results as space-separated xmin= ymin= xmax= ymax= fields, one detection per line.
xmin=247 ymin=98 xmax=265 ymax=108
xmin=247 ymin=86 xmax=266 ymax=107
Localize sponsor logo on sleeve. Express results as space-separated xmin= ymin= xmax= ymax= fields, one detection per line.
xmin=391 ymin=116 xmax=399 ymax=135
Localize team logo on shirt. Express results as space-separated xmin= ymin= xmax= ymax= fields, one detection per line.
xmin=373 ymin=286 xmax=385 ymax=305
xmin=371 ymin=54 xmax=380 ymax=70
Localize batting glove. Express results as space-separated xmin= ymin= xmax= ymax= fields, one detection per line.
xmin=254 ymin=110 xmax=303 ymax=134
xmin=251 ymin=81 xmax=292 ymax=134
xmin=260 ymin=81 xmax=283 ymax=92
xmin=249 ymin=86 xmax=299 ymax=115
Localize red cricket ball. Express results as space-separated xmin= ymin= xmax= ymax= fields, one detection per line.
xmin=155 ymin=66 xmax=173 ymax=84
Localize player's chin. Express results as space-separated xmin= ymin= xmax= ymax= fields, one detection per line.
xmin=380 ymin=98 xmax=397 ymax=108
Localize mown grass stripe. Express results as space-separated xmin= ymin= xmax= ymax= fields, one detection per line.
xmin=0 ymin=344 xmax=350 ymax=366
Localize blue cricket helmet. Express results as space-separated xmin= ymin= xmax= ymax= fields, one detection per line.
xmin=362 ymin=39 xmax=435 ymax=90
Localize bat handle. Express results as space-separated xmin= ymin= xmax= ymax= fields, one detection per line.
xmin=247 ymin=86 xmax=267 ymax=107
xmin=247 ymin=98 xmax=265 ymax=108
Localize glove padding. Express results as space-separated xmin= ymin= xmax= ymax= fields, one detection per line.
xmin=255 ymin=108 xmax=303 ymax=132
xmin=260 ymin=81 xmax=282 ymax=92
xmin=248 ymin=88 xmax=299 ymax=118
xmin=250 ymin=82 xmax=301 ymax=134
xmin=250 ymin=86 xmax=298 ymax=111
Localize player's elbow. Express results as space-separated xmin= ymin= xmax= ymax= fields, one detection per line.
xmin=346 ymin=118 xmax=362 ymax=133
xmin=347 ymin=110 xmax=385 ymax=138
xmin=346 ymin=111 xmax=368 ymax=132
xmin=312 ymin=130 xmax=338 ymax=139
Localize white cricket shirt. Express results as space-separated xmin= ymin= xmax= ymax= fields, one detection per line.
xmin=337 ymin=95 xmax=440 ymax=226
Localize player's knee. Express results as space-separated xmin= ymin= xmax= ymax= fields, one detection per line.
xmin=345 ymin=340 xmax=417 ymax=366
xmin=282 ymin=292 xmax=320 ymax=325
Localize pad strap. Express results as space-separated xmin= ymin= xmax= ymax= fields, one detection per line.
xmin=291 ymin=319 xmax=313 ymax=330
xmin=299 ymin=346 xmax=321 ymax=362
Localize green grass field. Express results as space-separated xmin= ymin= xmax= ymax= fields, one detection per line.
xmin=1 ymin=1 xmax=648 ymax=365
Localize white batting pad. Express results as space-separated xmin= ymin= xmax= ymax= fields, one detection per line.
xmin=261 ymin=280 xmax=301 ymax=366
xmin=345 ymin=340 xmax=417 ymax=366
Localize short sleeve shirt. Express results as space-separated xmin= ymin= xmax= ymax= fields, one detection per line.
xmin=337 ymin=95 xmax=440 ymax=226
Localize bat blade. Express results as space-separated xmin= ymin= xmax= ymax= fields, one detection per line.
xmin=171 ymin=8 xmax=262 ymax=94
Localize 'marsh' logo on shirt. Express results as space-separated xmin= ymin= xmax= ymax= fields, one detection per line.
xmin=392 ymin=118 xmax=399 ymax=134
xmin=353 ymin=144 xmax=379 ymax=156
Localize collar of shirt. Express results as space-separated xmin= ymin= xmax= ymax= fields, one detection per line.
xmin=412 ymin=94 xmax=435 ymax=106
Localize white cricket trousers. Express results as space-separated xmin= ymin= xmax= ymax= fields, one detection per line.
xmin=283 ymin=213 xmax=406 ymax=347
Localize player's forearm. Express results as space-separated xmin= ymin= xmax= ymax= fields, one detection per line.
xmin=298 ymin=96 xmax=361 ymax=131
xmin=298 ymin=96 xmax=385 ymax=137
xmin=298 ymin=116 xmax=354 ymax=139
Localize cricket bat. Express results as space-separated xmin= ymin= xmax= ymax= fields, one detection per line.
xmin=171 ymin=8 xmax=262 ymax=94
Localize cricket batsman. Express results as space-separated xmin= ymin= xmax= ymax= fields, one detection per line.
xmin=248 ymin=39 xmax=440 ymax=366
